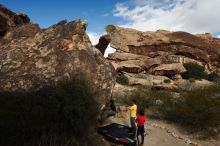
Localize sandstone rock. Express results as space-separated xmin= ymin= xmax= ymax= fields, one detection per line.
xmin=102 ymin=25 xmax=220 ymax=75
xmin=116 ymin=73 xmax=178 ymax=91
xmin=124 ymin=74 xmax=153 ymax=87
xmin=112 ymin=60 xmax=143 ymax=73
xmin=196 ymin=33 xmax=212 ymax=40
xmin=171 ymin=74 xmax=182 ymax=80
xmin=153 ymin=84 xmax=177 ymax=90
xmin=0 ymin=4 xmax=30 ymax=38
xmin=108 ymin=52 xmax=162 ymax=73
xmin=150 ymin=63 xmax=186 ymax=76
xmin=175 ymin=79 xmax=213 ymax=91
xmin=149 ymin=75 xmax=173 ymax=85
xmin=124 ymin=73 xmax=172 ymax=85
xmin=0 ymin=5 xmax=115 ymax=102
xmin=108 ymin=52 xmax=148 ymax=61
xmin=95 ymin=34 xmax=110 ymax=55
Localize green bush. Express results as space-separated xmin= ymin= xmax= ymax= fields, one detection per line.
xmin=182 ymin=63 xmax=208 ymax=80
xmin=117 ymin=82 xmax=220 ymax=136
xmin=128 ymin=88 xmax=150 ymax=111
xmin=164 ymin=79 xmax=171 ymax=84
xmin=207 ymin=72 xmax=220 ymax=81
xmin=124 ymin=86 xmax=220 ymax=135
xmin=116 ymin=74 xmax=129 ymax=85
xmin=189 ymin=78 xmax=195 ymax=83
xmin=157 ymin=86 xmax=220 ymax=133
xmin=122 ymin=87 xmax=173 ymax=114
xmin=0 ymin=75 xmax=100 ymax=146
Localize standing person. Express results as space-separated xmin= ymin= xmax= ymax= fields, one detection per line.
xmin=129 ymin=100 xmax=137 ymax=135
xmin=136 ymin=110 xmax=146 ymax=146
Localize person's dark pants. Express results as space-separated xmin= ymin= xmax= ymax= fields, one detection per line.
xmin=130 ymin=117 xmax=136 ymax=134
xmin=137 ymin=125 xmax=144 ymax=145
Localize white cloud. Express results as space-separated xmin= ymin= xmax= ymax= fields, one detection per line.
xmin=217 ymin=35 xmax=220 ymax=38
xmin=87 ymin=32 xmax=116 ymax=58
xmin=87 ymin=32 xmax=99 ymax=45
xmin=104 ymin=45 xmax=116 ymax=58
xmin=113 ymin=0 xmax=220 ymax=34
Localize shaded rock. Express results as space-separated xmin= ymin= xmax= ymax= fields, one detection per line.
xmin=171 ymin=74 xmax=182 ymax=80
xmin=95 ymin=34 xmax=110 ymax=55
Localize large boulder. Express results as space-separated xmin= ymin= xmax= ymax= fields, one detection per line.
xmin=0 ymin=5 xmax=115 ymax=102
xmin=100 ymin=25 xmax=220 ymax=77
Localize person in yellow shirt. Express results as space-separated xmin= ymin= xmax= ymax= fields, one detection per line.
xmin=129 ymin=100 xmax=137 ymax=134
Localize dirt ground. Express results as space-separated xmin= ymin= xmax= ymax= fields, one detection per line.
xmin=144 ymin=122 xmax=187 ymax=146
xmin=101 ymin=106 xmax=220 ymax=146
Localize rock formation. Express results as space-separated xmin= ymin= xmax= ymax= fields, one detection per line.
xmin=95 ymin=25 xmax=220 ymax=82
xmin=0 ymin=4 xmax=30 ymax=38
xmin=0 ymin=4 xmax=115 ymax=102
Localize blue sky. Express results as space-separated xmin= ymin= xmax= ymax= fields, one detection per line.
xmin=2 ymin=0 xmax=220 ymax=35
xmin=0 ymin=0 xmax=127 ymax=34
xmin=1 ymin=0 xmax=220 ymax=56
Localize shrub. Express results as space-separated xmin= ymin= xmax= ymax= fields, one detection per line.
xmin=207 ymin=72 xmax=220 ymax=81
xmin=128 ymin=88 xmax=150 ymax=111
xmin=189 ymin=78 xmax=195 ymax=83
xmin=157 ymin=86 xmax=220 ymax=133
xmin=0 ymin=75 xmax=100 ymax=146
xmin=164 ymin=79 xmax=171 ymax=84
xmin=123 ymin=87 xmax=173 ymax=114
xmin=116 ymin=74 xmax=129 ymax=85
xmin=182 ymin=63 xmax=208 ymax=80
xmin=119 ymin=84 xmax=220 ymax=135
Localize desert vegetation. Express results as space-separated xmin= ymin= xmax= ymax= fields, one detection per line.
xmin=123 ymin=85 xmax=220 ymax=137
xmin=183 ymin=62 xmax=220 ymax=81
xmin=164 ymin=79 xmax=171 ymax=84
xmin=0 ymin=75 xmax=102 ymax=146
xmin=116 ymin=74 xmax=129 ymax=85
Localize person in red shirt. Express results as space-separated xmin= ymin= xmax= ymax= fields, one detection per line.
xmin=135 ymin=109 xmax=146 ymax=146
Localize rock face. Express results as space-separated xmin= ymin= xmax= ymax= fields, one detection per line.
xmin=95 ymin=25 xmax=220 ymax=81
xmin=0 ymin=4 xmax=30 ymax=38
xmin=150 ymin=63 xmax=186 ymax=76
xmin=0 ymin=5 xmax=115 ymax=102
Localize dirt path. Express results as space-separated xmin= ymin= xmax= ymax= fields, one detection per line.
xmin=103 ymin=116 xmax=188 ymax=146
xmin=146 ymin=119 xmax=220 ymax=146
xmin=101 ymin=106 xmax=220 ymax=146
xmin=144 ymin=122 xmax=187 ymax=146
